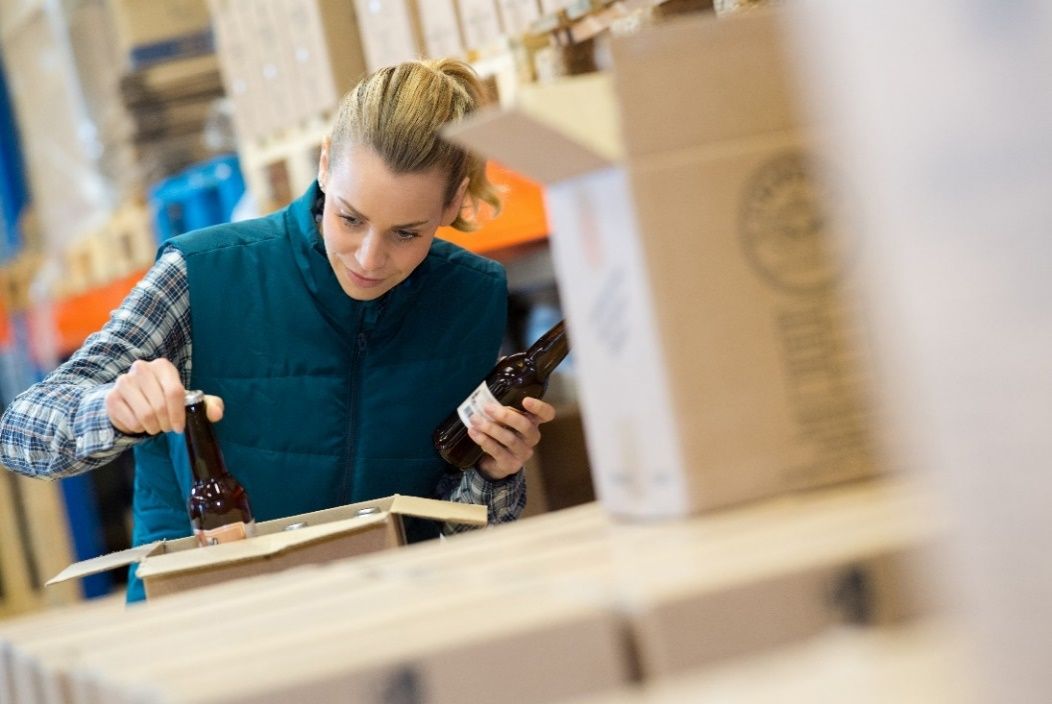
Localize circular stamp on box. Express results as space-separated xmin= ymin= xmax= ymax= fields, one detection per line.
xmin=739 ymin=152 xmax=844 ymax=294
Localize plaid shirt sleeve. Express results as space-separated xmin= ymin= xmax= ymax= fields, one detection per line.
xmin=435 ymin=466 xmax=527 ymax=535
xmin=0 ymin=248 xmax=191 ymax=479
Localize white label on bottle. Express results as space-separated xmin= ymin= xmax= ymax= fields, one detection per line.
xmin=195 ymin=520 xmax=256 ymax=547
xmin=457 ymin=381 xmax=499 ymax=428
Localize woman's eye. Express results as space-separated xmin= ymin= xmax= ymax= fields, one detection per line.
xmin=395 ymin=230 xmax=419 ymax=241
xmin=340 ymin=215 xmax=362 ymax=227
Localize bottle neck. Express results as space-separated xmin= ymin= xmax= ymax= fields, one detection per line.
xmin=184 ymin=401 xmax=229 ymax=482
xmin=527 ymin=320 xmax=570 ymax=382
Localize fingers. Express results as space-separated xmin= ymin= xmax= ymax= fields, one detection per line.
xmin=522 ymin=397 xmax=557 ymax=424
xmin=105 ymin=391 xmax=143 ymax=435
xmin=468 ymin=401 xmax=547 ymax=479
xmin=469 ymin=425 xmax=523 ymax=479
xmin=156 ymin=362 xmax=187 ymax=433
xmin=116 ymin=370 xmax=163 ymax=435
xmin=106 ymin=359 xmax=188 ymax=436
xmin=204 ymin=395 xmax=225 ymax=423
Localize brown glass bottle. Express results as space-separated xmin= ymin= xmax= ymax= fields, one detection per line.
xmin=184 ymin=390 xmax=255 ymax=546
xmin=433 ymin=320 xmax=570 ymax=469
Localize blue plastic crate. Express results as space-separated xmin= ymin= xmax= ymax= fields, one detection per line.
xmin=149 ymin=154 xmax=246 ymax=242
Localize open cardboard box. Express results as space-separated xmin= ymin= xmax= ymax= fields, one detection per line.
xmin=444 ymin=9 xmax=881 ymax=520
xmin=47 ymin=495 xmax=487 ymax=599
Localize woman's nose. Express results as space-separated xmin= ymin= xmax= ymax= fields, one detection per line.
xmin=355 ymin=230 xmax=386 ymax=272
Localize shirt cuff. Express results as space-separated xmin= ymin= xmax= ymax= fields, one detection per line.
xmin=73 ymin=384 xmax=141 ymax=459
xmin=473 ymin=464 xmax=523 ymax=487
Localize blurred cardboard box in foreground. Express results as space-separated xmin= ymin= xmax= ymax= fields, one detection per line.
xmin=447 ymin=10 xmax=880 ymax=519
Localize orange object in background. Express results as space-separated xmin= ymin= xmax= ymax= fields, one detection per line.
xmin=0 ymin=302 xmax=11 ymax=348
xmin=437 ymin=162 xmax=549 ymax=254
xmin=54 ymin=269 xmax=148 ymax=357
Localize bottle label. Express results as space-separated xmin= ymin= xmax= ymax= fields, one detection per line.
xmin=195 ymin=520 xmax=256 ymax=547
xmin=457 ymin=381 xmax=499 ymax=428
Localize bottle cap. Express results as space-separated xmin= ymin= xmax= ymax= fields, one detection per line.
xmin=184 ymin=389 xmax=205 ymax=406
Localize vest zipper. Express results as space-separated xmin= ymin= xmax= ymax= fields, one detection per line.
xmin=341 ymin=316 xmax=368 ymax=503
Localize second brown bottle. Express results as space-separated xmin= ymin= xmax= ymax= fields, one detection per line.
xmin=433 ymin=319 xmax=570 ymax=469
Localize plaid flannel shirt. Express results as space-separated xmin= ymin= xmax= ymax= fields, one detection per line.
xmin=0 ymin=248 xmax=525 ymax=534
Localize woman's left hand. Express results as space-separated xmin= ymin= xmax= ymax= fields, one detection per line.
xmin=468 ymin=397 xmax=557 ymax=481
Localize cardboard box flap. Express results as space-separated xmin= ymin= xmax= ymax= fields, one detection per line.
xmin=444 ymin=73 xmax=623 ymax=184
xmin=46 ymin=542 xmax=162 ymax=586
xmin=387 ymin=494 xmax=488 ymax=526
xmin=134 ymin=513 xmax=393 ymax=580
xmin=610 ymin=10 xmax=799 ymax=159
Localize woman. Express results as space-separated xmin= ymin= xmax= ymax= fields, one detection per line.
xmin=0 ymin=59 xmax=556 ymax=601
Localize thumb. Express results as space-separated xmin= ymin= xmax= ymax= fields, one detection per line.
xmin=204 ymin=395 xmax=225 ymax=422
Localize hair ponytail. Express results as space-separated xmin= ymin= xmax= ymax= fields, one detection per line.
xmin=329 ymin=59 xmax=501 ymax=232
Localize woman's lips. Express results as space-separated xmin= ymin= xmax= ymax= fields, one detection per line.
xmin=346 ymin=266 xmax=384 ymax=289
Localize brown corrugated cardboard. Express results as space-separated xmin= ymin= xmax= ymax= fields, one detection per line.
xmin=3 ymin=480 xmax=938 ymax=702
xmin=534 ymin=405 xmax=596 ymax=510
xmin=207 ymin=0 xmax=263 ymax=140
xmin=283 ymin=0 xmax=367 ymax=116
xmin=444 ymin=10 xmax=880 ymax=519
xmin=15 ymin=566 xmax=367 ymax=704
xmin=106 ymin=0 xmax=212 ymax=69
xmin=45 ymin=571 xmax=622 ymax=702
xmin=786 ymin=4 xmax=1052 ymax=701
xmin=47 ymin=495 xmax=486 ymax=599
xmin=353 ymin=0 xmax=424 ymax=72
xmin=346 ymin=479 xmax=938 ymax=678
xmin=563 ymin=621 xmax=967 ymax=703
xmin=238 ymin=1 xmax=298 ymax=134
xmin=90 ymin=584 xmax=629 ymax=704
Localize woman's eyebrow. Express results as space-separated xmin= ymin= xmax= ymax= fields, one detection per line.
xmin=335 ymin=195 xmax=429 ymax=228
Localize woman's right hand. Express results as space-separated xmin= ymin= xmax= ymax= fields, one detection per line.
xmin=105 ymin=359 xmax=224 ymax=435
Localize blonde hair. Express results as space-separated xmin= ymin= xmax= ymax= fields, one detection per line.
xmin=329 ymin=59 xmax=500 ymax=232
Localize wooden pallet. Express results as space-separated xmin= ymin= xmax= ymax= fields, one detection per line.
xmin=0 ymin=251 xmax=43 ymax=313
xmin=239 ymin=113 xmax=332 ymax=215
xmin=56 ymin=202 xmax=157 ymax=300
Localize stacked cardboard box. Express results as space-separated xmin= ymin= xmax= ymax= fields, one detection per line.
xmin=786 ymin=2 xmax=1052 ymax=700
xmin=0 ymin=473 xmax=80 ymax=620
xmin=118 ymin=55 xmax=226 ymax=187
xmin=0 ymin=477 xmax=940 ymax=702
xmin=565 ymin=621 xmax=967 ymax=703
xmin=447 ymin=9 xmax=880 ymax=519
xmin=107 ymin=0 xmax=214 ymax=72
xmin=208 ymin=0 xmax=367 ymax=145
xmin=208 ymin=0 xmax=368 ymax=212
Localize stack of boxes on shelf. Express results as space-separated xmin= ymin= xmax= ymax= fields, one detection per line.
xmin=211 ymin=0 xmax=718 ymax=216
xmin=0 ymin=0 xmax=223 ymax=313
xmin=208 ymin=0 xmax=367 ymax=214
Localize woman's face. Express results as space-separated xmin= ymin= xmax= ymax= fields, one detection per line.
xmin=317 ymin=141 xmax=465 ymax=301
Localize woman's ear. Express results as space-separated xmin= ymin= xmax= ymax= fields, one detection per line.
xmin=317 ymin=137 xmax=332 ymax=191
xmin=441 ymin=176 xmax=471 ymax=227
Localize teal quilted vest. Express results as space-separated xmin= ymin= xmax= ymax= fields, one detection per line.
xmin=126 ymin=183 xmax=506 ymax=601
